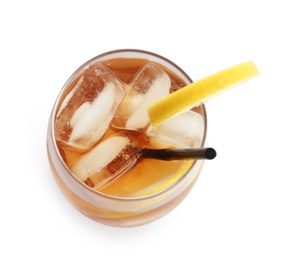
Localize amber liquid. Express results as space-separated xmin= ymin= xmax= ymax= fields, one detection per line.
xmin=56 ymin=58 xmax=203 ymax=197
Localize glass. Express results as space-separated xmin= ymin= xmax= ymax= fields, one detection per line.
xmin=46 ymin=49 xmax=207 ymax=227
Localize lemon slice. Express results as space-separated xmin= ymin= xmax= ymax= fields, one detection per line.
xmin=147 ymin=61 xmax=259 ymax=127
xmin=133 ymin=159 xmax=195 ymax=197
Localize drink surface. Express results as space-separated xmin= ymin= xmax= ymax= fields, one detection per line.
xmin=54 ymin=57 xmax=205 ymax=197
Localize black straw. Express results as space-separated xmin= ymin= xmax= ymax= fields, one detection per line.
xmin=141 ymin=147 xmax=216 ymax=161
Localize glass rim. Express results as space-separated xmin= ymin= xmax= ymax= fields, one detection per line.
xmin=49 ymin=48 xmax=207 ymax=202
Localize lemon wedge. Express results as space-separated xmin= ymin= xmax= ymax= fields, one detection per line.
xmin=147 ymin=61 xmax=259 ymax=127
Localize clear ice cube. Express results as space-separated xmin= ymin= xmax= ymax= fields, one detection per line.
xmin=54 ymin=62 xmax=125 ymax=151
xmin=71 ymin=133 xmax=140 ymax=189
xmin=146 ymin=110 xmax=205 ymax=148
xmin=112 ymin=62 xmax=171 ymax=131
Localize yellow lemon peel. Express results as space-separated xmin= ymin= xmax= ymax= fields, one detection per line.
xmin=147 ymin=61 xmax=259 ymax=127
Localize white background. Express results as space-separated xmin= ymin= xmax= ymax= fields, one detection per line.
xmin=1 ymin=0 xmax=290 ymax=259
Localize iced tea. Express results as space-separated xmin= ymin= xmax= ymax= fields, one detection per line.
xmin=47 ymin=49 xmax=207 ymax=227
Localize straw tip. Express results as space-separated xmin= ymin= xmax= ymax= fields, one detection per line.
xmin=205 ymin=148 xmax=217 ymax=160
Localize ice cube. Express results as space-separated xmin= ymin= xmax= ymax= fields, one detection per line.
xmin=112 ymin=62 xmax=171 ymax=131
xmin=71 ymin=133 xmax=140 ymax=189
xmin=146 ymin=110 xmax=205 ymax=148
xmin=54 ymin=62 xmax=125 ymax=151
